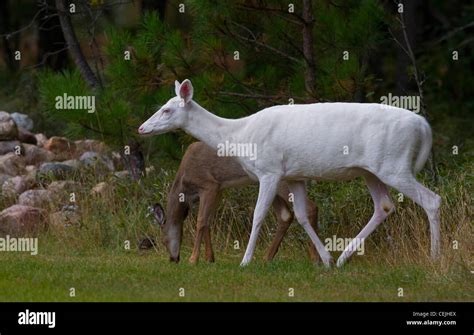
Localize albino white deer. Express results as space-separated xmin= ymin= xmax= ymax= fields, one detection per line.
xmin=139 ymin=79 xmax=441 ymax=267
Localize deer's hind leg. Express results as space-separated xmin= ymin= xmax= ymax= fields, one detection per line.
xmin=336 ymin=173 xmax=394 ymax=267
xmin=203 ymin=223 xmax=215 ymax=263
xmin=381 ymin=174 xmax=441 ymax=260
xmin=189 ymin=186 xmax=219 ymax=264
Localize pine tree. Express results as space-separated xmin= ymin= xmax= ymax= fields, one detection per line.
xmin=38 ymin=1 xmax=385 ymax=160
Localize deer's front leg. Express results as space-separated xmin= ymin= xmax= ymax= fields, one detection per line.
xmin=241 ymin=175 xmax=280 ymax=267
xmin=190 ymin=187 xmax=219 ymax=264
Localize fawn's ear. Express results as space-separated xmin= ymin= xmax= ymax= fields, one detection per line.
xmin=178 ymin=79 xmax=193 ymax=104
xmin=152 ymin=203 xmax=166 ymax=225
xmin=174 ymin=80 xmax=181 ymax=96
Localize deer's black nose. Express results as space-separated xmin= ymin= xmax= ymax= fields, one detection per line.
xmin=169 ymin=255 xmax=180 ymax=263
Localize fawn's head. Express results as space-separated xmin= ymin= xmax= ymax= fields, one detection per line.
xmin=138 ymin=79 xmax=194 ymax=136
xmin=149 ymin=202 xmax=187 ymax=262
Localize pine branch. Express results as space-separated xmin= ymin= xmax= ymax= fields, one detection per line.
xmin=236 ymin=4 xmax=306 ymax=25
xmin=225 ymin=20 xmax=302 ymax=64
xmin=218 ymin=91 xmax=328 ymax=104
xmin=26 ymin=46 xmax=68 ymax=69
xmin=430 ymin=21 xmax=474 ymax=46
xmin=0 ymin=7 xmax=46 ymax=39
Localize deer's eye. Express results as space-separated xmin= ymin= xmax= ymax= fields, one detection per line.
xmin=162 ymin=109 xmax=171 ymax=114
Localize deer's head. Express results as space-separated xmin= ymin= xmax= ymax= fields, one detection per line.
xmin=149 ymin=202 xmax=187 ymax=263
xmin=138 ymin=79 xmax=194 ymax=136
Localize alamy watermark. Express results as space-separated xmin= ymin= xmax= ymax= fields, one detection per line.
xmin=380 ymin=93 xmax=420 ymax=113
xmin=0 ymin=235 xmax=38 ymax=255
xmin=18 ymin=309 xmax=55 ymax=328
xmin=55 ymin=93 xmax=95 ymax=113
xmin=324 ymin=235 xmax=365 ymax=255
xmin=217 ymin=140 xmax=257 ymax=161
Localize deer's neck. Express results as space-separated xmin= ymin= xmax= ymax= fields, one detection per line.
xmin=167 ymin=179 xmax=190 ymax=224
xmin=183 ymin=102 xmax=244 ymax=150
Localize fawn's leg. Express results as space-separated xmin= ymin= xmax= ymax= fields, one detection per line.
xmin=265 ymin=194 xmax=294 ymax=261
xmin=189 ymin=186 xmax=219 ymax=264
xmin=203 ymin=224 xmax=215 ymax=263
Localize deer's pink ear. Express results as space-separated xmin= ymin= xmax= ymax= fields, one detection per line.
xmin=174 ymin=80 xmax=180 ymax=96
xmin=178 ymin=79 xmax=193 ymax=104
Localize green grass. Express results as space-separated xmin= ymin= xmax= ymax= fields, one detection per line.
xmin=0 ymin=142 xmax=472 ymax=302
xmin=0 ymin=241 xmax=472 ymax=302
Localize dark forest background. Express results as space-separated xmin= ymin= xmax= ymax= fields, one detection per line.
xmin=0 ymin=0 xmax=472 ymax=169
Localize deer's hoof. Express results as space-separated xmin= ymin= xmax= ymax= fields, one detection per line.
xmin=320 ymin=257 xmax=333 ymax=268
xmin=169 ymin=257 xmax=180 ymax=263
xmin=240 ymin=261 xmax=250 ymax=267
xmin=206 ymin=256 xmax=215 ymax=263
xmin=336 ymin=257 xmax=346 ymax=268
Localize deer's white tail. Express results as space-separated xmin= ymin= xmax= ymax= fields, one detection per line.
xmin=414 ymin=119 xmax=433 ymax=173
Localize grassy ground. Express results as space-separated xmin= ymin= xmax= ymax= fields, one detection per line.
xmin=0 ymin=145 xmax=472 ymax=302
xmin=0 ymin=244 xmax=472 ymax=302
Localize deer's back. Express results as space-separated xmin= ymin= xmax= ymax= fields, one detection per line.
xmin=177 ymin=142 xmax=252 ymax=192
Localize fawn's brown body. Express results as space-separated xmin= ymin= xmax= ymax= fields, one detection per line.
xmin=160 ymin=142 xmax=319 ymax=263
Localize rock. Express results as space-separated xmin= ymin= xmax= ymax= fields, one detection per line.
xmin=0 ymin=153 xmax=26 ymax=176
xmin=10 ymin=112 xmax=34 ymax=131
xmin=35 ymin=133 xmax=48 ymax=147
xmin=61 ymin=159 xmax=81 ymax=169
xmin=0 ymin=205 xmax=47 ymax=236
xmin=0 ymin=111 xmax=18 ymax=141
xmin=0 ymin=173 xmax=10 ymax=186
xmin=111 ymin=151 xmax=123 ymax=170
xmin=18 ymin=189 xmax=54 ymax=209
xmin=48 ymin=180 xmax=80 ymax=194
xmin=90 ymin=181 xmax=113 ymax=196
xmin=44 ymin=136 xmax=76 ymax=161
xmin=1 ymin=175 xmax=36 ymax=198
xmin=25 ymin=165 xmax=38 ymax=184
xmin=80 ymin=151 xmax=114 ymax=175
xmin=49 ymin=210 xmax=80 ymax=229
xmin=75 ymin=139 xmax=109 ymax=156
xmin=17 ymin=127 xmax=37 ymax=145
xmin=0 ymin=112 xmax=12 ymax=122
xmin=25 ymin=165 xmax=37 ymax=174
xmin=0 ymin=140 xmax=22 ymax=155
xmin=37 ymin=162 xmax=76 ymax=180
xmin=22 ymin=144 xmax=55 ymax=166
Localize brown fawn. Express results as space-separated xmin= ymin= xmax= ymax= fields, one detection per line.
xmin=150 ymin=142 xmax=319 ymax=263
